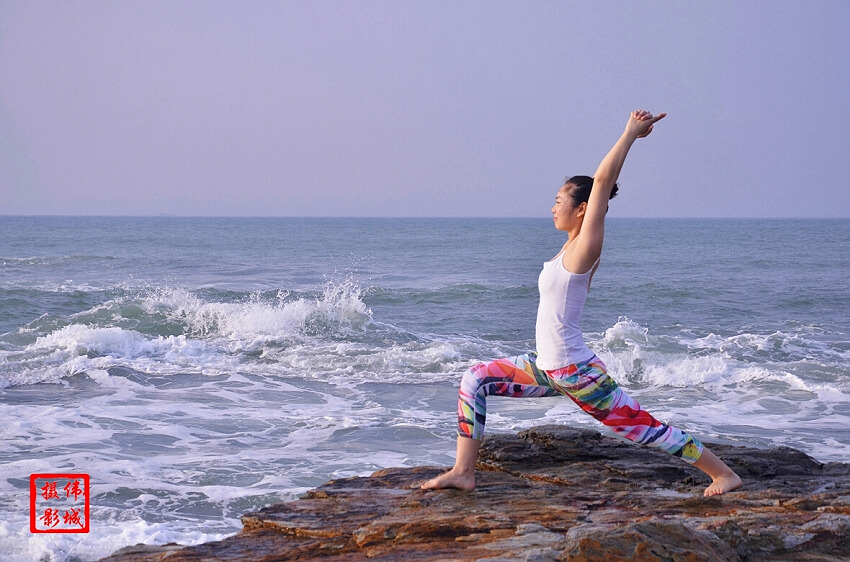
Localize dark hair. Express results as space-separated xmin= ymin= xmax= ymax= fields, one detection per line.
xmin=562 ymin=175 xmax=619 ymax=207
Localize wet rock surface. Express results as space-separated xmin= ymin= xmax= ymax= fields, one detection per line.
xmin=102 ymin=425 xmax=850 ymax=561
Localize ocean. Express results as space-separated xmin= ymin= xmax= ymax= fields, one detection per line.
xmin=1 ymin=216 xmax=848 ymax=561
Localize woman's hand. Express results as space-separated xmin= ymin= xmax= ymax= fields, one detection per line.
xmin=626 ymin=109 xmax=666 ymax=139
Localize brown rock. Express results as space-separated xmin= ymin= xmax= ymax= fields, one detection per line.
xmin=101 ymin=425 xmax=850 ymax=561
xmin=561 ymin=521 xmax=738 ymax=562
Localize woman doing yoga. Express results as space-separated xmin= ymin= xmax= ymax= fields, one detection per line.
xmin=421 ymin=109 xmax=742 ymax=497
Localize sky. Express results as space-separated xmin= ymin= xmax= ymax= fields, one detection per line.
xmin=1 ymin=1 xmax=848 ymax=218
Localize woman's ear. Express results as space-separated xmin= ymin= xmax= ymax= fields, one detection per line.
xmin=576 ymin=201 xmax=588 ymax=218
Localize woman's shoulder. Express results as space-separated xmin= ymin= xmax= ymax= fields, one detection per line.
xmin=561 ymin=238 xmax=601 ymax=275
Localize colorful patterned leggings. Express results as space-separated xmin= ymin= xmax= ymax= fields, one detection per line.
xmin=457 ymin=353 xmax=704 ymax=464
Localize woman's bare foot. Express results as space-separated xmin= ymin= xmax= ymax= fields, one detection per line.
xmin=693 ymin=446 xmax=742 ymax=497
xmin=421 ymin=436 xmax=480 ymax=490
xmin=703 ymin=472 xmax=742 ymax=497
xmin=420 ymin=468 xmax=475 ymax=490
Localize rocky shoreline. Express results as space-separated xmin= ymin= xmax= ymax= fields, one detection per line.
xmin=103 ymin=425 xmax=850 ymax=561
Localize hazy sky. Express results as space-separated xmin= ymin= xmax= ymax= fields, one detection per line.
xmin=1 ymin=1 xmax=848 ymax=217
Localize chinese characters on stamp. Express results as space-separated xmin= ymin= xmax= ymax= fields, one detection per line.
xmin=30 ymin=474 xmax=90 ymax=533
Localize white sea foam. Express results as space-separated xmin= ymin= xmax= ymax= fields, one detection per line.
xmin=0 ymin=325 xmax=227 ymax=387
xmin=0 ymin=381 xmax=376 ymax=560
xmin=567 ymin=317 xmax=850 ymax=461
xmin=0 ymin=279 xmax=489 ymax=395
xmin=142 ymin=281 xmax=373 ymax=345
xmin=0 ymin=510 xmax=235 ymax=562
xmin=590 ymin=318 xmax=847 ymax=394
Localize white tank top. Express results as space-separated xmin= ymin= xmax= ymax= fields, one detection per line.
xmin=534 ymin=251 xmax=596 ymax=370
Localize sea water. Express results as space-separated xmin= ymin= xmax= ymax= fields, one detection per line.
xmin=1 ymin=216 xmax=848 ymax=561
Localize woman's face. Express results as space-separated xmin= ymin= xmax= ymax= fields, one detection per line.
xmin=551 ymin=186 xmax=583 ymax=231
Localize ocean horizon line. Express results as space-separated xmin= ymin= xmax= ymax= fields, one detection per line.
xmin=1 ymin=214 xmax=847 ymax=221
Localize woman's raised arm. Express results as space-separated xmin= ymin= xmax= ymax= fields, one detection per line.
xmin=569 ymin=110 xmax=666 ymax=271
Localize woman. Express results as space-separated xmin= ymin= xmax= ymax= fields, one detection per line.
xmin=421 ymin=110 xmax=742 ymax=497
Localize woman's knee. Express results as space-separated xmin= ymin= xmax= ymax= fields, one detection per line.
xmin=460 ymin=362 xmax=488 ymax=393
